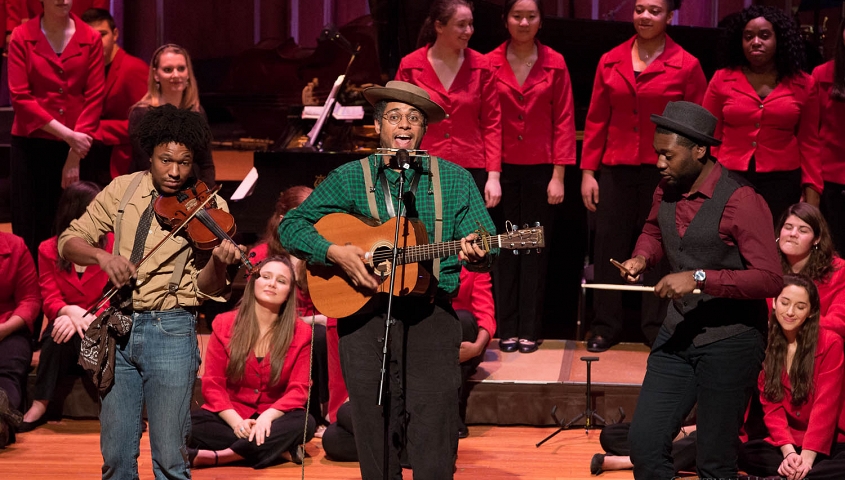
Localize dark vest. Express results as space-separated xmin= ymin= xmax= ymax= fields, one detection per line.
xmin=657 ymin=168 xmax=768 ymax=348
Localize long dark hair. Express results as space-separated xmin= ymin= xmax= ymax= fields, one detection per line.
xmin=226 ymin=255 xmax=298 ymax=386
xmin=263 ymin=186 xmax=313 ymax=258
xmin=832 ymin=18 xmax=845 ymax=102
xmin=54 ymin=181 xmax=102 ymax=272
xmin=762 ymin=274 xmax=821 ymax=406
xmin=724 ymin=5 xmax=805 ymax=79
xmin=417 ymin=0 xmax=473 ymax=48
xmin=776 ymin=202 xmax=837 ymax=282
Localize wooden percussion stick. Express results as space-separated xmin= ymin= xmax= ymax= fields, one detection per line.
xmin=582 ymin=283 xmax=702 ymax=295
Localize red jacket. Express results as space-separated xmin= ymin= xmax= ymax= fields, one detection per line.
xmin=811 ymin=61 xmax=845 ymax=185
xmin=486 ymin=41 xmax=576 ymax=166
xmin=8 ymin=13 xmax=104 ymax=139
xmin=760 ymin=328 xmax=845 ymax=454
xmin=37 ymin=234 xmax=112 ymax=320
xmin=703 ymin=67 xmax=823 ymax=193
xmin=201 ymin=310 xmax=312 ymax=419
xmin=452 ymin=268 xmax=496 ymax=339
xmin=581 ymin=35 xmax=707 ymax=171
xmin=100 ymin=48 xmax=149 ymax=177
xmin=0 ymin=232 xmax=41 ymax=332
xmin=6 ymin=0 xmax=109 ymax=32
xmin=395 ymin=45 xmax=501 ymax=172
xmin=816 ymin=257 xmax=845 ymax=340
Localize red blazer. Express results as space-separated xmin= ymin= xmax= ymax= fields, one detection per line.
xmin=812 ymin=61 xmax=845 ymax=186
xmin=395 ymin=46 xmax=501 ymax=172
xmin=581 ymin=35 xmax=707 ymax=171
xmin=452 ymin=268 xmax=496 ymax=339
xmin=817 ymin=257 xmax=845 ymax=340
xmin=37 ymin=234 xmax=112 ymax=320
xmin=760 ymin=328 xmax=845 ymax=454
xmin=1 ymin=1 xmax=7 ymax=50
xmin=99 ymin=48 xmax=149 ymax=177
xmin=202 ymin=310 xmax=311 ymax=419
xmin=8 ymin=13 xmax=104 ymax=139
xmin=6 ymin=0 xmax=109 ymax=32
xmin=486 ymin=41 xmax=576 ymax=166
xmin=0 ymin=232 xmax=41 ymax=332
xmin=703 ymin=68 xmax=823 ymax=193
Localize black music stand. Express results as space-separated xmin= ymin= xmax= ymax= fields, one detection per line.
xmin=536 ymin=356 xmax=606 ymax=447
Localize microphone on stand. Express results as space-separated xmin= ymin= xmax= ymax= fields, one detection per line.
xmin=395 ymin=149 xmax=411 ymax=170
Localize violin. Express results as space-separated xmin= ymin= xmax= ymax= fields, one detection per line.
xmin=154 ymin=179 xmax=254 ymax=270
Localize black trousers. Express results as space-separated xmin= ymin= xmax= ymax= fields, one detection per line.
xmin=322 ymin=402 xmax=358 ymax=462
xmin=338 ymin=297 xmax=461 ymax=480
xmin=591 ymin=165 xmax=667 ymax=344
xmin=733 ymin=162 xmax=801 ymax=225
xmin=739 ymin=439 xmax=845 ymax=480
xmin=822 ymin=181 xmax=845 ymax=257
xmin=0 ymin=331 xmax=32 ymax=410
xmin=32 ymin=330 xmax=85 ymax=401
xmin=600 ymin=421 xmax=697 ymax=473
xmin=495 ymin=164 xmax=553 ymax=342
xmin=189 ymin=408 xmax=315 ymax=469
xmin=629 ymin=327 xmax=765 ymax=479
xmin=10 ymin=136 xmax=68 ymax=259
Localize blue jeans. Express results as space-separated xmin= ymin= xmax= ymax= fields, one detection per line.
xmin=100 ymin=309 xmax=200 ymax=480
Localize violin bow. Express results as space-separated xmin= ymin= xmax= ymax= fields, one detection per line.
xmin=85 ymin=186 xmax=224 ymax=316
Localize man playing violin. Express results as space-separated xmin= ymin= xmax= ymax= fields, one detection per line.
xmin=279 ymin=80 xmax=496 ymax=479
xmin=59 ymin=104 xmax=244 ymax=480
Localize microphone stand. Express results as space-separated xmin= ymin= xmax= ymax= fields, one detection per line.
xmin=377 ymin=149 xmax=410 ymax=479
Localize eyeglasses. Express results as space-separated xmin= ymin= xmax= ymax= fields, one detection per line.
xmin=382 ymin=111 xmax=424 ymax=126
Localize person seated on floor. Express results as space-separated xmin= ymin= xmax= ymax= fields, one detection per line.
xmin=589 ymin=409 xmax=697 ymax=475
xmin=188 ymin=255 xmax=315 ymax=468
xmin=739 ymin=274 xmax=845 ymax=480
xmin=18 ymin=181 xmax=111 ymax=433
xmin=0 ymin=231 xmax=41 ymax=447
xmin=248 ymin=185 xmax=347 ymax=436
xmin=322 ymin=266 xmax=495 ymax=460
xmin=776 ymin=202 xmax=845 ymax=338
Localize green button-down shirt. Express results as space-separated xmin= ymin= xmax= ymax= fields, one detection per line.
xmin=278 ymin=154 xmax=496 ymax=296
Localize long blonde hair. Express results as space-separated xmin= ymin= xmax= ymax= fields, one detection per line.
xmin=226 ymin=256 xmax=298 ymax=386
xmin=136 ymin=44 xmax=200 ymax=111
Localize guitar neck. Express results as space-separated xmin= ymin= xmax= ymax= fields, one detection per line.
xmin=399 ymin=235 xmax=504 ymax=265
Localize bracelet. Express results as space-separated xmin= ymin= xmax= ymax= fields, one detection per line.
xmin=785 ymin=452 xmax=798 ymax=459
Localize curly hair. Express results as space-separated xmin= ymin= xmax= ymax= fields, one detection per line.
xmin=417 ymin=0 xmax=474 ymax=48
xmin=776 ymin=202 xmax=838 ymax=282
xmin=724 ymin=5 xmax=805 ymax=79
xmin=130 ymin=104 xmax=212 ymax=159
xmin=762 ymin=274 xmax=820 ymax=406
xmin=53 ymin=181 xmax=103 ymax=272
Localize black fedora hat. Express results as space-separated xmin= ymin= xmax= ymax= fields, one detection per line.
xmin=650 ymin=101 xmax=722 ymax=147
xmin=363 ymin=81 xmax=447 ymax=123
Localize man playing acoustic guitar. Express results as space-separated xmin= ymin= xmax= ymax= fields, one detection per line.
xmin=279 ymin=80 xmax=496 ymax=479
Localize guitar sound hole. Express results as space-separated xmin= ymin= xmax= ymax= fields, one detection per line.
xmin=372 ymin=245 xmax=395 ymax=276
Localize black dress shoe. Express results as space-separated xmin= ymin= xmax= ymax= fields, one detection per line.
xmin=590 ymin=453 xmax=605 ymax=475
xmin=518 ymin=339 xmax=539 ymax=354
xmin=17 ymin=416 xmax=47 ymax=433
xmin=498 ymin=338 xmax=518 ymax=353
xmin=289 ymin=444 xmax=305 ymax=465
xmin=586 ymin=335 xmax=612 ymax=353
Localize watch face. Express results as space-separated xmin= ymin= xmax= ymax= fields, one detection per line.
xmin=694 ymin=270 xmax=706 ymax=281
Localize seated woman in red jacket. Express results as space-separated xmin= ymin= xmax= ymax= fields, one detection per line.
xmin=188 ymin=255 xmax=315 ymax=468
xmin=739 ymin=275 xmax=845 ymax=480
xmin=776 ymin=203 xmax=845 ymax=338
xmin=18 ymin=181 xmax=111 ymax=432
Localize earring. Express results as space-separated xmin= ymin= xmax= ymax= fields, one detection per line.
xmin=814 ymin=244 xmax=820 ymax=250
xmin=775 ymin=237 xmax=779 ymax=243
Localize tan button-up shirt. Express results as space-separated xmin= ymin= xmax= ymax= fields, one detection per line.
xmin=58 ymin=172 xmax=228 ymax=310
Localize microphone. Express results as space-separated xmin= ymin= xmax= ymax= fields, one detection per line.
xmin=395 ymin=149 xmax=411 ymax=170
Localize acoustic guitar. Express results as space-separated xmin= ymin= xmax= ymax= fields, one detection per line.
xmin=306 ymin=213 xmax=545 ymax=318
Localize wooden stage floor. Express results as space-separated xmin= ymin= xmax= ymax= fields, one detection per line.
xmin=1 ymin=419 xmax=642 ymax=480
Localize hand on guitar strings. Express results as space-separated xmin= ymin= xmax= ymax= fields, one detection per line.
xmin=458 ymin=233 xmax=487 ymax=264
xmin=327 ymin=243 xmax=379 ymax=291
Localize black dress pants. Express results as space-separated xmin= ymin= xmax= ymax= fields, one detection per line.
xmin=739 ymin=439 xmax=845 ymax=480
xmin=32 ymin=330 xmax=85 ymax=401
xmin=338 ymin=297 xmax=461 ymax=480
xmin=189 ymin=408 xmax=315 ymax=469
xmin=322 ymin=402 xmax=358 ymax=462
xmin=629 ymin=327 xmax=765 ymax=479
xmin=600 ymin=421 xmax=697 ymax=474
xmin=591 ymin=165 xmax=667 ymax=344
xmin=822 ymin=181 xmax=845 ymax=257
xmin=495 ymin=164 xmax=553 ymax=342
xmin=733 ymin=162 xmax=801 ymax=225
xmin=10 ymin=136 xmax=67 ymax=259
xmin=0 ymin=331 xmax=32 ymax=410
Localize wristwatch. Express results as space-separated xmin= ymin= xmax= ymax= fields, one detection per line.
xmin=693 ymin=270 xmax=706 ymax=290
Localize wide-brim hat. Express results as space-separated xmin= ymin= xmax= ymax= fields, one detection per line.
xmin=650 ymin=101 xmax=722 ymax=147
xmin=363 ymin=80 xmax=447 ymax=124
